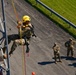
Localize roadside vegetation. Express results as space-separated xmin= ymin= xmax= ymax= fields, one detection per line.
xmin=26 ymin=0 xmax=76 ymax=38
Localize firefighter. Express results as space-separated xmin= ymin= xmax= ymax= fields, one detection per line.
xmin=52 ymin=42 xmax=62 ymax=64
xmin=9 ymin=15 xmax=36 ymax=56
xmin=65 ymin=38 xmax=76 ymax=57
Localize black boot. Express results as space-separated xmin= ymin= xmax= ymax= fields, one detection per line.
xmin=26 ymin=45 xmax=30 ymax=53
xmin=9 ymin=41 xmax=17 ymax=56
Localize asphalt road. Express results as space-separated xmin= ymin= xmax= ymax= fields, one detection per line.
xmin=0 ymin=0 xmax=76 ymax=75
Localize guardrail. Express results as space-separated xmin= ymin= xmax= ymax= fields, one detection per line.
xmin=36 ymin=0 xmax=76 ymax=29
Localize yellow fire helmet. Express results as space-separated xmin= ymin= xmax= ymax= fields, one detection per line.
xmin=22 ymin=15 xmax=31 ymax=22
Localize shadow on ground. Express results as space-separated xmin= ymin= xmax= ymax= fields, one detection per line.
xmin=38 ymin=61 xmax=54 ymax=65
xmin=68 ymin=63 xmax=76 ymax=67
xmin=60 ymin=56 xmax=76 ymax=61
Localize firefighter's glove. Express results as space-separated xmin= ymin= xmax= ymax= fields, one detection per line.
xmin=17 ymin=21 xmax=22 ymax=25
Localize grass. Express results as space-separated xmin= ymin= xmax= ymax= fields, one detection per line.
xmin=25 ymin=0 xmax=76 ymax=38
xmin=41 ymin=0 xmax=76 ymax=25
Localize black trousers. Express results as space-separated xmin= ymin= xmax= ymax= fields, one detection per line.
xmin=4 ymin=34 xmax=30 ymax=55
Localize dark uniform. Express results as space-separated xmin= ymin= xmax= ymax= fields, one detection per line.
xmin=8 ymin=15 xmax=36 ymax=56
xmin=65 ymin=38 xmax=76 ymax=57
xmin=52 ymin=43 xmax=62 ymax=64
xmin=9 ymin=20 xmax=36 ymax=55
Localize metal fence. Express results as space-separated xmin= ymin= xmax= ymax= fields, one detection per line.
xmin=36 ymin=0 xmax=76 ymax=29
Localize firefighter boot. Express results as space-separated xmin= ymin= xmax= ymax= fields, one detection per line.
xmin=26 ymin=45 xmax=30 ymax=53
xmin=9 ymin=41 xmax=17 ymax=56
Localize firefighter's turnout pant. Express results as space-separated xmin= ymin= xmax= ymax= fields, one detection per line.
xmin=9 ymin=39 xmax=30 ymax=55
